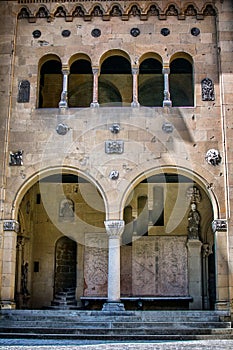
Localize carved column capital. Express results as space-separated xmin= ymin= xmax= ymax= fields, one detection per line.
xmin=3 ymin=220 xmax=19 ymax=233
xmin=104 ymin=220 xmax=125 ymax=238
xmin=61 ymin=65 xmax=70 ymax=75
xmin=92 ymin=67 xmax=99 ymax=75
xmin=132 ymin=67 xmax=139 ymax=75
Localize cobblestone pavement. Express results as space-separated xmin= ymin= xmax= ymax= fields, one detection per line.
xmin=0 ymin=339 xmax=233 ymax=349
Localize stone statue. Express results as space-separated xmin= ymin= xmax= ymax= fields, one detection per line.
xmin=188 ymin=203 xmax=200 ymax=240
xmin=22 ymin=262 xmax=29 ymax=296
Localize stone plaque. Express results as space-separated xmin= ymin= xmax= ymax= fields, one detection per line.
xmin=132 ymin=236 xmax=188 ymax=296
xmin=105 ymin=140 xmax=124 ymax=154
xmin=17 ymin=80 xmax=30 ymax=103
xmin=84 ymin=233 xmax=108 ymax=296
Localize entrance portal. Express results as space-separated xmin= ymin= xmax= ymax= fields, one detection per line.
xmin=54 ymin=236 xmax=77 ymax=295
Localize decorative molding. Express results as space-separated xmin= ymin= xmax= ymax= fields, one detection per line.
xmin=104 ymin=220 xmax=125 ymax=238
xmin=3 ymin=220 xmax=20 ymax=233
xmin=105 ymin=140 xmax=124 ymax=154
xmin=212 ymin=219 xmax=227 ymax=233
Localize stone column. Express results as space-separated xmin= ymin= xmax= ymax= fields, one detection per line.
xmin=162 ymin=65 xmax=172 ymax=107
xmin=0 ymin=220 xmax=19 ymax=309
xmin=102 ymin=220 xmax=125 ymax=311
xmin=131 ymin=67 xmax=140 ymax=107
xmin=202 ymin=243 xmax=211 ymax=310
xmin=59 ymin=66 xmax=70 ymax=109
xmin=212 ymin=219 xmax=229 ymax=311
xmin=187 ymin=239 xmax=203 ymax=309
xmin=90 ymin=67 xmax=99 ymax=108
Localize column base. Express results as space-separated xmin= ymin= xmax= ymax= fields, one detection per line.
xmin=163 ymin=100 xmax=172 ymax=107
xmin=90 ymin=102 xmax=99 ymax=108
xmin=0 ymin=300 xmax=16 ymax=310
xmin=102 ymin=301 xmax=125 ymax=312
xmin=215 ymin=301 xmax=230 ymax=311
xmin=131 ymin=101 xmax=140 ymax=108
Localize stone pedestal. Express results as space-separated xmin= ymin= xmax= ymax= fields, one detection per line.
xmin=102 ymin=220 xmax=125 ymax=311
xmin=187 ymin=239 xmax=202 ymax=309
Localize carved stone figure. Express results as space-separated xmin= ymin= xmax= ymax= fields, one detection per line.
xmin=201 ymin=78 xmax=215 ymax=101
xmin=9 ymin=150 xmax=23 ymax=166
xmin=205 ymin=149 xmax=221 ymax=166
xmin=188 ymin=203 xmax=200 ymax=240
xmin=22 ymin=262 xmax=29 ymax=296
xmin=59 ymin=199 xmax=74 ymax=220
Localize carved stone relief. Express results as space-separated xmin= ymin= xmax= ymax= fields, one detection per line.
xmin=84 ymin=233 xmax=108 ymax=296
xmin=17 ymin=80 xmax=30 ymax=103
xmin=105 ymin=140 xmax=124 ymax=154
xmin=132 ymin=236 xmax=188 ymax=296
xmin=201 ymin=78 xmax=215 ymax=101
xmin=9 ymin=150 xmax=23 ymax=166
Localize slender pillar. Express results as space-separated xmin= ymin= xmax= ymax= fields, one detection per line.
xmin=202 ymin=243 xmax=211 ymax=310
xmin=59 ymin=66 xmax=70 ymax=109
xmin=0 ymin=220 xmax=19 ymax=309
xmin=187 ymin=238 xmax=203 ymax=309
xmin=102 ymin=220 xmax=125 ymax=311
xmin=162 ymin=65 xmax=172 ymax=107
xmin=212 ymin=219 xmax=229 ymax=311
xmin=90 ymin=67 xmax=99 ymax=107
xmin=131 ymin=67 xmax=140 ymax=107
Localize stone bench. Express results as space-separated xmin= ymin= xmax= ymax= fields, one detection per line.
xmin=80 ymin=296 xmax=193 ymax=310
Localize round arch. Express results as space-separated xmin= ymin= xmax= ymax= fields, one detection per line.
xmin=68 ymin=53 xmax=92 ymax=69
xmin=169 ymin=51 xmax=193 ymax=65
xmin=99 ymin=49 xmax=131 ymax=68
xmin=138 ymin=52 xmax=163 ymax=65
xmin=12 ymin=166 xmax=108 ymax=222
xmin=120 ymin=165 xmax=219 ymax=220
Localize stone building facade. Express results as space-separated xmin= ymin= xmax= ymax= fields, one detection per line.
xmin=0 ymin=0 xmax=232 ymax=315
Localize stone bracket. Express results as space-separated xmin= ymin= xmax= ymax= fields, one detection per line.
xmin=212 ymin=219 xmax=227 ymax=233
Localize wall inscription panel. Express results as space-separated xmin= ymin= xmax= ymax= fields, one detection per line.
xmin=132 ymin=236 xmax=188 ymax=296
xmin=84 ymin=233 xmax=108 ymax=296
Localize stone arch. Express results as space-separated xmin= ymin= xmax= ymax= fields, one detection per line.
xmin=169 ymin=53 xmax=194 ymax=107
xmin=13 ymin=167 xmax=107 ymax=309
xmin=38 ymin=54 xmax=62 ymax=108
xmin=138 ymin=54 xmax=163 ymax=107
xmin=12 ymin=166 xmax=108 ymax=222
xmin=99 ymin=50 xmax=132 ymax=105
xmin=120 ymin=166 xmax=218 ymax=309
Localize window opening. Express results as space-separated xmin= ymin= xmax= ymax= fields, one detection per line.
xmin=39 ymin=60 xmax=62 ymax=108
xmin=139 ymin=58 xmax=163 ymax=106
xmin=169 ymin=58 xmax=194 ymax=107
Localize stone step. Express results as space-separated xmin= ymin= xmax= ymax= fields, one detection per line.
xmin=0 ymin=326 xmax=232 ymax=336
xmin=0 ymin=321 xmax=231 ymax=329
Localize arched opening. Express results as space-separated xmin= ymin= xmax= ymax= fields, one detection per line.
xmin=169 ymin=57 xmax=194 ymax=107
xmin=121 ymin=172 xmax=215 ymax=310
xmin=68 ymin=59 xmax=93 ymax=107
xmin=38 ymin=57 xmax=62 ymax=108
xmin=15 ymin=172 xmax=106 ymax=309
xmin=139 ymin=58 xmax=163 ymax=106
xmin=99 ymin=55 xmax=132 ymax=106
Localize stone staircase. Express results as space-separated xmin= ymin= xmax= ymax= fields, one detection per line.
xmin=49 ymin=288 xmax=78 ymax=309
xmin=0 ymin=310 xmax=232 ymax=340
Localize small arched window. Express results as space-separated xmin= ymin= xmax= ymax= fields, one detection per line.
xmin=99 ymin=55 xmax=132 ymax=106
xmin=169 ymin=57 xmax=194 ymax=107
xmin=139 ymin=58 xmax=163 ymax=106
xmin=39 ymin=59 xmax=62 ymax=108
xmin=68 ymin=59 xmax=93 ymax=107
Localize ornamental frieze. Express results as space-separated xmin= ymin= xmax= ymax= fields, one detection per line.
xmin=17 ymin=2 xmax=217 ymax=22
